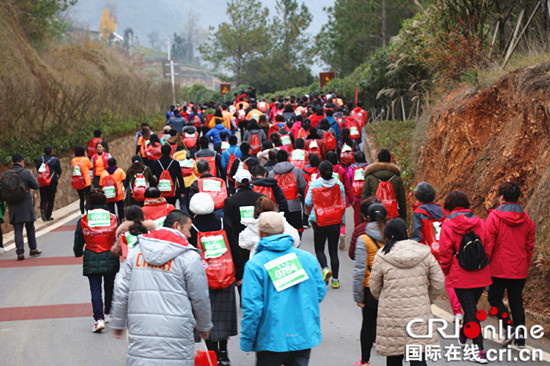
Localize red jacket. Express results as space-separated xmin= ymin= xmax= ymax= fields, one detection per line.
xmin=439 ymin=209 xmax=492 ymax=289
xmin=485 ymin=203 xmax=535 ymax=279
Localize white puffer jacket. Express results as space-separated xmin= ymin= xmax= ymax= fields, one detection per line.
xmin=239 ymin=212 xmax=300 ymax=257
xmin=110 ymin=228 xmax=212 ymax=366
xmin=369 ymin=240 xmax=445 ymax=356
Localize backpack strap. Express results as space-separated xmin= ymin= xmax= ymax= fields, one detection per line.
xmin=167 ymin=160 xmax=174 ymax=170
xmin=361 ymin=234 xmax=383 ymax=271
xmin=158 ymin=160 xmax=165 ymax=170
xmin=220 ymin=218 xmax=224 ymax=230
xmin=378 ymin=175 xmax=396 ymax=183
xmin=191 ymin=224 xmax=199 ymax=232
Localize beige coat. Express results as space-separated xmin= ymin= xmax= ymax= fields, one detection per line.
xmin=369 ymin=239 xmax=445 ymax=356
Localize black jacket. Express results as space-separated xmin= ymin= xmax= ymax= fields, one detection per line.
xmin=188 ymin=213 xmax=244 ymax=281
xmin=251 ymin=177 xmax=288 ymax=213
xmin=223 ymin=185 xmax=264 ymax=237
xmin=194 ymin=148 xmax=226 ymax=181
xmin=150 ymin=155 xmax=185 ymax=196
xmin=35 ymin=155 xmax=62 ymax=185
xmin=228 ymin=155 xmax=261 ymax=180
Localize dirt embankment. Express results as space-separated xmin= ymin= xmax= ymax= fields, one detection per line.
xmin=415 ymin=63 xmax=550 ymax=316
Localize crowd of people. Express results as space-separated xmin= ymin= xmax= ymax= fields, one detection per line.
xmin=0 ymin=91 xmax=536 ymax=366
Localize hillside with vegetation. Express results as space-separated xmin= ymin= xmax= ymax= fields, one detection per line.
xmin=0 ymin=0 xmax=169 ymax=165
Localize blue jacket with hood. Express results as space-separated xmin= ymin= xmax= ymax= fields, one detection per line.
xmin=240 ymin=234 xmax=326 ymax=352
xmin=206 ymin=123 xmax=231 ymax=145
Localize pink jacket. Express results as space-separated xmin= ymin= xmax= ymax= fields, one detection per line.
xmin=439 ymin=209 xmax=492 ymax=289
xmin=485 ymin=203 xmax=535 ymax=279
xmin=333 ymin=164 xmax=353 ymax=207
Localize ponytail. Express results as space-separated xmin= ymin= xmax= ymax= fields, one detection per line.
xmin=382 ymin=218 xmax=408 ymax=254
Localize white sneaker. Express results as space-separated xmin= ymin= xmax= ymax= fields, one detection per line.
xmin=93 ymin=319 xmax=105 ymax=333
xmin=0 ymin=247 xmax=6 ymax=254
xmin=104 ymin=314 xmax=112 ymax=323
xmin=338 ymin=234 xmax=346 ymax=250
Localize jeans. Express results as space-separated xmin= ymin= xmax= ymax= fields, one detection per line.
xmin=455 ymin=287 xmax=485 ymax=350
xmin=488 ymin=277 xmax=526 ymax=329
xmin=77 ymin=186 xmax=91 ymax=214
xmin=311 ymin=222 xmax=340 ymax=279
xmin=13 ymin=222 xmax=37 ymax=255
xmin=256 ymin=349 xmax=311 ymax=366
xmin=87 ymin=273 xmax=115 ymax=321
xmin=39 ymin=183 xmax=57 ymax=219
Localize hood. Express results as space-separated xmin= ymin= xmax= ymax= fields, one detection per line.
xmin=183 ymin=125 xmax=197 ymax=133
xmin=167 ymin=135 xmax=183 ymax=144
xmin=493 ymin=203 xmax=529 ymax=226
xmin=318 ymin=177 xmax=337 ymax=189
xmin=256 ymin=234 xmax=294 ymax=254
xmin=304 ymin=166 xmax=318 ymax=175
xmin=365 ymin=162 xmax=401 ymax=176
xmin=272 ymin=161 xmax=295 ymax=174
xmin=138 ymin=228 xmax=198 ymax=265
xmin=213 ymin=123 xmax=226 ymax=130
xmin=106 ymin=166 xmax=118 ymax=175
xmin=366 ymin=222 xmax=384 ymax=242
xmin=445 ymin=209 xmax=482 ymax=235
xmin=252 ymin=177 xmax=278 ymax=187
xmin=378 ymin=240 xmax=431 ymax=269
xmin=414 ymin=202 xmax=446 ymax=220
xmin=351 ymin=162 xmax=368 ymax=169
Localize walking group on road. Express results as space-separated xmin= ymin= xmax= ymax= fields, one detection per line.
xmin=0 ymin=90 xmax=536 ymax=366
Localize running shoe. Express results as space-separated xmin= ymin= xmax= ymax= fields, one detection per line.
xmin=93 ymin=319 xmax=105 ymax=333
xmin=501 ymin=326 xmax=516 ymax=347
xmin=331 ymin=278 xmax=340 ymax=289
xmin=322 ymin=267 xmax=332 ymax=285
xmin=467 ymin=350 xmax=487 ymax=364
xmin=353 ymin=362 xmax=370 ymax=365
xmin=339 ymin=234 xmax=346 ymax=250
xmin=104 ymin=314 xmax=112 ymax=323
xmin=515 ymin=335 xmax=525 ymax=349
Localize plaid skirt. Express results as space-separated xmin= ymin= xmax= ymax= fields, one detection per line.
xmin=208 ymin=282 xmax=238 ymax=342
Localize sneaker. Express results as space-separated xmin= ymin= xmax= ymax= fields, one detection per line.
xmin=353 ymin=361 xmax=370 ymax=365
xmin=322 ymin=267 xmax=332 ymax=285
xmin=467 ymin=350 xmax=487 ymax=364
xmin=0 ymin=247 xmax=6 ymax=254
xmin=218 ymin=350 xmax=230 ymax=366
xmin=93 ymin=319 xmax=105 ymax=333
xmin=515 ymin=335 xmax=525 ymax=349
xmin=501 ymin=326 xmax=516 ymax=347
xmin=104 ymin=314 xmax=112 ymax=323
xmin=339 ymin=234 xmax=346 ymax=250
xmin=331 ymin=278 xmax=340 ymax=289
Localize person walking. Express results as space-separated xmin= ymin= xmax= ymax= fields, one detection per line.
xmin=352 ymin=203 xmax=387 ymax=366
xmin=110 ymin=210 xmax=213 ymax=365
xmin=150 ymin=144 xmax=185 ymax=206
xmin=124 ymin=155 xmax=156 ymax=207
xmin=369 ymin=218 xmax=445 ymax=366
xmin=35 ymin=145 xmax=62 ymax=221
xmin=305 ymin=160 xmax=346 ymax=289
xmin=438 ymin=191 xmax=492 ymax=363
xmin=91 ymin=143 xmax=111 ymax=188
xmin=73 ymin=189 xmax=119 ymax=332
xmin=485 ymin=182 xmax=535 ymax=348
xmin=71 ymin=146 xmax=93 ymax=215
xmin=1 ymin=154 xmax=42 ymax=261
xmin=99 ymin=158 xmax=126 ymax=222
xmin=240 ymin=211 xmax=326 ymax=366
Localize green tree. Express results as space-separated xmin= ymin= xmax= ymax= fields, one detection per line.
xmin=315 ymin=0 xmax=416 ymax=77
xmin=199 ymin=0 xmax=273 ymax=85
xmin=171 ymin=33 xmax=193 ymax=63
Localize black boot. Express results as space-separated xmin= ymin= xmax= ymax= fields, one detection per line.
xmin=40 ymin=210 xmax=47 ymax=222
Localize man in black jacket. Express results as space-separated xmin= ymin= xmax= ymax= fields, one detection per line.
xmin=251 ymin=165 xmax=288 ymax=213
xmin=35 ymin=145 xmax=62 ymax=221
xmin=150 ymin=145 xmax=185 ymax=206
xmin=194 ymin=136 xmax=225 ymax=180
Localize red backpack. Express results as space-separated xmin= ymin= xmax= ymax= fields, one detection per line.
xmin=179 ymin=158 xmax=195 ymax=177
xmin=351 ymin=108 xmax=368 ymax=127
xmin=37 ymin=157 xmax=53 ymax=187
xmin=375 ymin=176 xmax=399 ymax=220
xmin=290 ymin=149 xmax=308 ymax=171
xmin=227 ymin=153 xmax=237 ymax=182
xmin=237 ymin=109 xmax=246 ymax=123
xmin=250 ymin=134 xmax=261 ymax=155
xmin=201 ymin=155 xmax=217 ymax=177
xmin=306 ymin=139 xmax=322 ymax=157
xmin=194 ymin=220 xmax=235 ymax=290
xmin=71 ymin=162 xmax=87 ymax=190
xmin=145 ymin=143 xmax=162 ymax=161
xmin=198 ymin=177 xmax=228 ymax=210
xmin=274 ymin=171 xmax=299 ymax=201
xmin=132 ymin=173 xmax=149 ymax=202
xmin=102 ymin=175 xmax=118 ymax=203
xmin=322 ymin=131 xmax=337 ymax=152
xmin=311 ymin=184 xmax=346 ymax=227
xmin=184 ymin=132 xmax=198 ymax=149
xmin=415 ymin=205 xmax=447 ymax=261
xmin=280 ymin=134 xmax=293 ymax=152
xmin=253 ymin=185 xmax=276 ymax=206
xmin=340 ymin=144 xmax=355 ymax=166
xmin=192 ymin=114 xmax=202 ymax=128
xmin=158 ymin=160 xmax=176 ymax=198
xmin=351 ymin=167 xmax=367 ymax=197
xmin=347 ymin=119 xmax=361 ymax=140
xmin=87 ymin=137 xmax=102 ymax=158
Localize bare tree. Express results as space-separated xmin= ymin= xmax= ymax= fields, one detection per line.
xmin=147 ymin=30 xmax=160 ymax=50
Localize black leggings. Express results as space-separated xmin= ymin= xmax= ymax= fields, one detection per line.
xmin=77 ymin=186 xmax=91 ymax=214
xmin=455 ymin=287 xmax=485 ymax=350
xmin=312 ymin=222 xmax=340 ymax=279
xmin=360 ymin=291 xmax=377 ymax=363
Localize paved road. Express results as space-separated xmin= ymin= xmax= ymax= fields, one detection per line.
xmin=0 ymin=207 xmax=549 ymax=365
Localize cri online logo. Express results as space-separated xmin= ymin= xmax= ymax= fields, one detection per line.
xmin=463 ymin=307 xmax=504 ymax=339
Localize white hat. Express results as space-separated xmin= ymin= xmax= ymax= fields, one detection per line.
xmin=189 ymin=192 xmax=214 ymax=215
xmin=258 ymin=211 xmax=284 ymax=235
xmin=233 ymin=169 xmax=252 ymax=183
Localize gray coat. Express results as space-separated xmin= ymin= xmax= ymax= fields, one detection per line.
xmin=268 ymin=162 xmax=306 ymax=213
xmin=3 ymin=164 xmax=39 ymax=224
xmin=110 ymin=228 xmax=213 ymax=366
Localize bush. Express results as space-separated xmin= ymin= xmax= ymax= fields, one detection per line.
xmin=181 ymin=83 xmax=225 ymax=104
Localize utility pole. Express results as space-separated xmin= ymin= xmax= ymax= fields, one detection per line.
xmin=381 ymin=0 xmax=387 ymax=47
xmin=165 ymin=36 xmax=178 ymax=106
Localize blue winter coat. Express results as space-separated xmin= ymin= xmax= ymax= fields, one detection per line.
xmin=325 ymin=116 xmax=341 ymax=141
xmin=221 ymin=145 xmax=242 ymax=169
xmin=206 ymin=124 xmax=231 ymax=145
xmin=240 ymin=234 xmax=326 ymax=353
